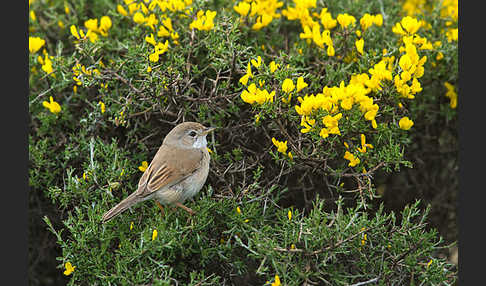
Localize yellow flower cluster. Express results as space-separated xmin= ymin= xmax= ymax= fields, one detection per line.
xmin=271 ymin=138 xmax=293 ymax=159
xmin=233 ymin=0 xmax=284 ymax=30
xmin=392 ymin=17 xmax=428 ymax=100
xmin=281 ymin=77 xmax=307 ymax=103
xmin=282 ymin=3 xmax=382 ymax=56
xmin=117 ymin=0 xmax=194 ymax=66
xmin=239 ymin=56 xmax=279 ymax=105
xmin=402 ymin=0 xmax=428 ymax=16
xmin=342 ymin=134 xmax=374 ymax=167
xmin=189 ymin=10 xmax=217 ymax=31
xmin=37 ymin=50 xmax=55 ymax=77
xmin=70 ymin=16 xmax=112 ymax=43
xmin=336 ymin=13 xmax=356 ymax=29
xmin=72 ymin=63 xmax=100 ymax=86
xmin=118 ymin=0 xmax=192 ymax=26
xmin=401 ymin=0 xmax=457 ymax=43
xmin=392 ymin=16 xmax=423 ymax=36
xmin=146 ymin=34 xmax=169 ymax=62
xmin=294 ymin=56 xmax=394 ymax=135
xmin=241 ymin=83 xmax=275 ymax=105
xmin=359 ymin=13 xmax=383 ymax=31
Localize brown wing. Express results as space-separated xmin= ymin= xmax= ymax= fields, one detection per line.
xmin=136 ymin=144 xmax=203 ymax=198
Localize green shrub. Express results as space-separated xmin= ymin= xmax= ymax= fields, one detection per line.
xmin=29 ymin=0 xmax=458 ymax=284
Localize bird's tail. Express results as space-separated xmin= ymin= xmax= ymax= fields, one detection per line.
xmin=101 ymin=191 xmax=142 ymax=223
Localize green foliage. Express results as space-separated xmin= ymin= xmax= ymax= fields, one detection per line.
xmin=29 ymin=0 xmax=457 ymax=284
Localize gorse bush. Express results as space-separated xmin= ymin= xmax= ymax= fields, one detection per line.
xmin=29 ymin=0 xmax=457 ymax=285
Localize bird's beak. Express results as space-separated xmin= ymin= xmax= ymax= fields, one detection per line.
xmin=201 ymin=126 xmax=217 ymax=135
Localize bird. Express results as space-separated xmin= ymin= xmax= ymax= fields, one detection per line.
xmin=101 ymin=122 xmax=216 ymax=223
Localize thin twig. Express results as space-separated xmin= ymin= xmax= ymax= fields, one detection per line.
xmin=347 ymin=277 xmax=379 ymax=286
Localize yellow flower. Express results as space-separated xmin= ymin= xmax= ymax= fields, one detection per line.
xmin=271 ymin=274 xmax=281 ymax=286
xmin=239 ymin=62 xmax=253 ymax=86
xmin=133 ymin=12 xmax=146 ymax=24
xmin=282 ymin=78 xmax=295 ymax=93
xmin=42 ymin=96 xmax=61 ymax=114
xmin=344 ymin=151 xmax=360 ymax=167
xmin=63 ymin=262 xmax=76 ymax=276
xmin=251 ymin=56 xmax=262 ymax=68
xmin=234 ymin=1 xmax=251 ymax=17
xmin=271 ymin=138 xmax=288 ymax=154
xmin=361 ymin=233 xmax=367 ymax=245
xmin=99 ymin=16 xmax=112 ymax=35
xmin=337 ymin=13 xmax=356 ymax=29
xmin=98 ymin=101 xmax=106 ymax=114
xmin=371 ymin=119 xmax=377 ymax=129
xmin=64 ymin=1 xmax=70 ymax=14
xmin=240 ymin=83 xmax=275 ymax=104
xmin=152 ymin=229 xmax=158 ymax=240
xmin=436 ymin=52 xmax=444 ymax=61
xmin=359 ymin=13 xmax=374 ymax=31
xmin=236 ymin=206 xmax=241 ymax=214
xmin=399 ymin=116 xmax=414 ymax=130
xmin=357 ymin=134 xmax=373 ymax=153
xmin=252 ymin=13 xmax=274 ymax=30
xmin=444 ymin=82 xmax=457 ymax=108
xmin=393 ymin=16 xmax=421 ymax=35
xmin=117 ymin=4 xmax=128 ymax=16
xmin=148 ymin=40 xmax=169 ymax=62
xmin=269 ymin=61 xmax=280 ymax=73
xmin=162 ymin=18 xmax=174 ymax=32
xmin=70 ymin=25 xmax=81 ymax=40
xmin=29 ymin=37 xmax=45 ymax=53
xmin=130 ymin=221 xmax=134 ymax=231
xmin=287 ymin=210 xmax=292 ymax=221
xmin=84 ymin=18 xmax=99 ymax=32
xmin=287 ymin=151 xmax=293 ymax=160
xmin=320 ymin=8 xmax=337 ymax=30
xmin=145 ymin=33 xmax=156 ymax=46
xmin=138 ymin=161 xmax=149 ymax=172
xmin=30 ymin=10 xmax=36 ymax=21
xmin=296 ymin=77 xmax=308 ymax=92
xmin=446 ymin=28 xmax=458 ymax=42
xmin=355 ymin=38 xmax=364 ymax=55
xmin=190 ymin=10 xmax=217 ymax=31
xmin=327 ymin=44 xmax=335 ymax=56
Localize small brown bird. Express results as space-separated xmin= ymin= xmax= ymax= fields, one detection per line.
xmin=101 ymin=122 xmax=215 ymax=223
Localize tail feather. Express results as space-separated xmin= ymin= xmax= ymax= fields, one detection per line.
xmin=102 ymin=191 xmax=142 ymax=223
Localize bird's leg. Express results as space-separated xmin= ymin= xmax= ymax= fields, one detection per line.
xmin=174 ymin=202 xmax=195 ymax=215
xmin=154 ymin=201 xmax=165 ymax=217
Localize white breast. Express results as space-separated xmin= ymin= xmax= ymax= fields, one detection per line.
xmin=192 ymin=136 xmax=208 ymax=149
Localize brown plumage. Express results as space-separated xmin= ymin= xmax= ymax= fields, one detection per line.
xmin=101 ymin=122 xmax=215 ymax=223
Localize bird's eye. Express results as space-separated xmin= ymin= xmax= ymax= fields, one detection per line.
xmin=189 ymin=130 xmax=197 ymax=137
